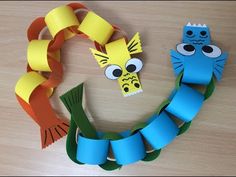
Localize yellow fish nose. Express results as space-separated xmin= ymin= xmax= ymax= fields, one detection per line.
xmin=118 ymin=72 xmax=143 ymax=97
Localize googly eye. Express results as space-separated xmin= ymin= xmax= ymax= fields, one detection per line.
xmin=104 ymin=65 xmax=122 ymax=80
xmin=176 ymin=43 xmax=195 ymax=56
xmin=202 ymin=45 xmax=221 ymax=58
xmin=125 ymin=58 xmax=143 ymax=73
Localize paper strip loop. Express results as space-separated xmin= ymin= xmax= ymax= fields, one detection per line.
xmin=78 ymin=11 xmax=114 ymax=45
xmin=182 ymin=55 xmax=213 ymax=85
xmin=165 ymin=84 xmax=204 ymax=122
xmin=16 ymin=2 xmax=229 ymax=171
xmin=141 ymin=112 xmax=179 ymax=149
xmin=45 ymin=5 xmax=80 ymax=39
xmin=16 ymin=2 xmax=128 ymax=150
xmin=76 ymin=134 xmax=109 ymax=165
xmin=27 ymin=17 xmax=46 ymax=41
xmin=27 ymin=40 xmax=59 ymax=71
xmin=15 ymin=71 xmax=51 ymax=103
xmin=111 ymin=132 xmax=146 ymax=165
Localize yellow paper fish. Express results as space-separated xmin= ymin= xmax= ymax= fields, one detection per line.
xmin=90 ymin=33 xmax=143 ymax=97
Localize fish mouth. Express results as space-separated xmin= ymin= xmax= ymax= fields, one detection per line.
xmin=122 ymin=76 xmax=136 ymax=82
xmin=190 ymin=39 xmax=205 ymax=45
xmin=123 ymin=89 xmax=143 ymax=97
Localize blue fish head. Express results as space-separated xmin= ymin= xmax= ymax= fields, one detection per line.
xmin=183 ymin=22 xmax=211 ymax=46
xmin=170 ymin=32 xmax=228 ymax=85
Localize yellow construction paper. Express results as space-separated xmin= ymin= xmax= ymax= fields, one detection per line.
xmin=105 ymin=38 xmax=131 ymax=65
xmin=90 ymin=33 xmax=143 ymax=97
xmin=90 ymin=48 xmax=110 ymax=68
xmin=79 ymin=11 xmax=114 ymax=45
xmin=15 ymin=71 xmax=52 ymax=103
xmin=28 ymin=40 xmax=51 ymax=72
xmin=45 ymin=5 xmax=80 ymax=39
xmin=127 ymin=32 xmax=142 ymax=54
xmin=117 ymin=72 xmax=143 ymax=97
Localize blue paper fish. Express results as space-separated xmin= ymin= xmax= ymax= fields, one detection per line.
xmin=170 ymin=22 xmax=228 ymax=85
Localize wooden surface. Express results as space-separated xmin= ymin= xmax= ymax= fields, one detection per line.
xmin=0 ymin=1 xmax=236 ymax=176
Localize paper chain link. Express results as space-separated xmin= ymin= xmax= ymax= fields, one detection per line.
xmin=14 ymin=2 xmax=226 ymax=171
xmin=60 ymin=70 xmax=215 ymax=171
xmin=15 ymin=2 xmax=127 ymax=149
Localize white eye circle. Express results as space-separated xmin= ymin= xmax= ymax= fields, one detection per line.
xmin=202 ymin=45 xmax=221 ymax=58
xmin=104 ymin=65 xmax=122 ymax=80
xmin=125 ymin=58 xmax=143 ymax=73
xmin=176 ymin=43 xmax=195 ymax=56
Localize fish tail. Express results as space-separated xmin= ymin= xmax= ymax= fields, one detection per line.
xmin=41 ymin=119 xmax=69 ymax=149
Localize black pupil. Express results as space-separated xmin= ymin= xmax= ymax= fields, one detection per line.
xmin=183 ymin=44 xmax=195 ymax=52
xmin=200 ymin=31 xmax=206 ymax=36
xmin=202 ymin=46 xmax=213 ymax=53
xmin=113 ymin=69 xmax=122 ymax=77
xmin=124 ymin=87 xmax=129 ymax=92
xmin=134 ymin=83 xmax=140 ymax=88
xmin=186 ymin=30 xmax=193 ymax=35
xmin=126 ymin=64 xmax=136 ymax=72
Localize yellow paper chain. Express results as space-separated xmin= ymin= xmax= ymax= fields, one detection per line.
xmin=15 ymin=3 xmax=139 ymax=150
xmin=16 ymin=3 xmax=119 ymax=103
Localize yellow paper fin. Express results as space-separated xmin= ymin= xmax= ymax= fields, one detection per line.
xmin=127 ymin=32 xmax=142 ymax=55
xmin=90 ymin=48 xmax=110 ymax=68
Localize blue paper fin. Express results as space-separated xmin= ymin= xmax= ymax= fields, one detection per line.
xmin=170 ymin=50 xmax=184 ymax=76
xmin=213 ymin=53 xmax=228 ymax=81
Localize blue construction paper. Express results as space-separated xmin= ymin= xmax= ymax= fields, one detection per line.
xmin=213 ymin=52 xmax=228 ymax=81
xmin=119 ymin=130 xmax=131 ymax=137
xmin=110 ymin=132 xmax=146 ymax=165
xmin=183 ymin=23 xmax=211 ymax=46
xmin=168 ymin=88 xmax=177 ymax=100
xmin=76 ymin=134 xmax=109 ymax=165
xmin=170 ymin=23 xmax=228 ymax=85
xmin=146 ymin=114 xmax=157 ymax=124
xmin=171 ymin=46 xmax=213 ymax=85
xmin=165 ymin=84 xmax=204 ymax=122
xmin=141 ymin=112 xmax=179 ymax=149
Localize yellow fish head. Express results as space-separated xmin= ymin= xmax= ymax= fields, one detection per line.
xmin=90 ymin=32 xmax=143 ymax=97
xmin=118 ymin=69 xmax=143 ymax=97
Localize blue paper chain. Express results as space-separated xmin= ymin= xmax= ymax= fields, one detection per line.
xmin=61 ymin=24 xmax=228 ymax=170
xmin=75 ymin=82 xmax=204 ymax=166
